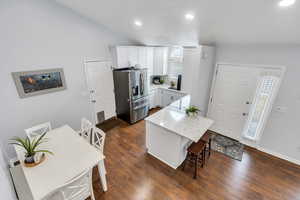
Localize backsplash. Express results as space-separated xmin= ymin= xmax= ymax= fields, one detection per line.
xmin=150 ymin=75 xmax=168 ymax=85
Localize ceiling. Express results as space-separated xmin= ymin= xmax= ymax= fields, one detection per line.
xmin=55 ymin=0 xmax=300 ymax=46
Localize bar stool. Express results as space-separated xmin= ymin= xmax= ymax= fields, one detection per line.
xmin=200 ymin=131 xmax=212 ymax=163
xmin=182 ymin=140 xmax=206 ymax=179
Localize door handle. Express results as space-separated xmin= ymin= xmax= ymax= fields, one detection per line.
xmin=242 ymin=113 xmax=248 ymax=116
xmin=140 ymin=73 xmax=144 ymax=95
xmin=91 ymin=100 xmax=96 ymax=103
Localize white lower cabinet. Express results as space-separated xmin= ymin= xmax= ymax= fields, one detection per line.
xmin=162 ymin=90 xmax=183 ymax=107
xmin=156 ymin=89 xmax=163 ymax=107
xmin=149 ymin=90 xmax=156 ymax=109
xmin=162 ymin=90 xmax=173 ymax=107
xmin=149 ymin=88 xmax=185 ymax=109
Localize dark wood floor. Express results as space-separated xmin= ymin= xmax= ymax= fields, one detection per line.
xmin=92 ymin=110 xmax=300 ymax=200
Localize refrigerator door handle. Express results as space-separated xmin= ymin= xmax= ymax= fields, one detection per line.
xmin=140 ymin=73 xmax=144 ymax=95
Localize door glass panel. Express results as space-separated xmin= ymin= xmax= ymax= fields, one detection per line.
xmin=244 ymin=76 xmax=278 ymax=140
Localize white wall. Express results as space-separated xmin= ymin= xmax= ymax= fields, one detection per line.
xmin=0 ymin=145 xmax=16 ymax=200
xmin=182 ymin=46 xmax=216 ymax=115
xmin=215 ymin=44 xmax=300 ymax=163
xmin=0 ymin=0 xmax=132 ymax=157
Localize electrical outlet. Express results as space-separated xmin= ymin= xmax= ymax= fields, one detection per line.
xmin=274 ymin=106 xmax=287 ymax=113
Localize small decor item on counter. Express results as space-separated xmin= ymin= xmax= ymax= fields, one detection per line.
xmin=185 ymin=106 xmax=200 ymax=117
xmin=9 ymin=132 xmax=53 ymax=167
xmin=153 ymin=79 xmax=160 ymax=84
xmin=159 ymin=79 xmax=165 ymax=84
xmin=152 ymin=76 xmax=161 ymax=85
xmin=170 ymin=81 xmax=176 ymax=88
xmin=177 ymin=75 xmax=182 ymax=91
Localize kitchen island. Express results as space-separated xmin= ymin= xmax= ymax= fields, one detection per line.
xmin=145 ymin=95 xmax=214 ymax=169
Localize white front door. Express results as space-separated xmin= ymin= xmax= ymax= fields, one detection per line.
xmin=208 ymin=64 xmax=261 ymax=141
xmin=85 ymin=61 xmax=116 ymax=124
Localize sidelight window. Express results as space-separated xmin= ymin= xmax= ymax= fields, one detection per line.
xmin=243 ymin=76 xmax=278 ymax=140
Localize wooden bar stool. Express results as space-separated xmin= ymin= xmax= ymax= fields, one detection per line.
xmin=200 ymin=131 xmax=212 ymax=163
xmin=182 ymin=140 xmax=206 ymax=179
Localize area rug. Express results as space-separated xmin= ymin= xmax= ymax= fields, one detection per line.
xmin=211 ymin=133 xmax=244 ymax=161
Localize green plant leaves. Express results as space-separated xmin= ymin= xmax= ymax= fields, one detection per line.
xmin=185 ymin=106 xmax=200 ymax=114
xmin=9 ymin=132 xmax=53 ymax=157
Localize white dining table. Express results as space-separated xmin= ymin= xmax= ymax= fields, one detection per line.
xmin=14 ymin=125 xmax=107 ymax=200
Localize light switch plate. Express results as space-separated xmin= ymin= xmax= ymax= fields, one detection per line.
xmin=274 ymin=106 xmax=287 ymax=113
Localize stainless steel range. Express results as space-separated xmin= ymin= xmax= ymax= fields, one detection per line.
xmin=113 ymin=68 xmax=149 ymax=124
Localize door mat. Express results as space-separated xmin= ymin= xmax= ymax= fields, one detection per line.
xmin=211 ymin=133 xmax=244 ymax=161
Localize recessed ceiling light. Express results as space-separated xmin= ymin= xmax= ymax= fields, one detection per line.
xmin=134 ymin=20 xmax=143 ymax=27
xmin=185 ymin=13 xmax=195 ymax=21
xmin=278 ymin=0 xmax=295 ymax=7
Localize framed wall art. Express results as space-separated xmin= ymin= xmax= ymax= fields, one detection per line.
xmin=12 ymin=68 xmax=67 ymax=98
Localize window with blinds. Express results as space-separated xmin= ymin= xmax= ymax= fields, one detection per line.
xmin=167 ymin=47 xmax=183 ymax=78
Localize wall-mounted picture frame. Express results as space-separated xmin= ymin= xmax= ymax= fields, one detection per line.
xmin=11 ymin=68 xmax=67 ymax=98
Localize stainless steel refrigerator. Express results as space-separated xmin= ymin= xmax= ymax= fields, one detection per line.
xmin=113 ymin=68 xmax=149 ymax=124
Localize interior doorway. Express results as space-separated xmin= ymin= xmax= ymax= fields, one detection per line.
xmin=207 ymin=63 xmax=285 ymax=147
xmin=84 ymin=60 xmax=116 ymax=125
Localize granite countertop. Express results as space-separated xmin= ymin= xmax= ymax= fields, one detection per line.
xmin=149 ymin=84 xmax=187 ymax=94
xmin=145 ymin=95 xmax=214 ymax=142
xmin=149 ymin=83 xmax=169 ymax=90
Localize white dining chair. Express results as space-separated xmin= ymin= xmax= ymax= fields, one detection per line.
xmin=78 ymin=118 xmax=93 ymax=143
xmin=91 ymin=127 xmax=107 ymax=175
xmin=42 ymin=168 xmax=95 ymax=200
xmin=91 ymin=127 xmax=106 ymax=154
xmin=25 ymin=122 xmax=52 ymax=139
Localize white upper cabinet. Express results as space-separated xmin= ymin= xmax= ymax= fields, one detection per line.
xmin=128 ymin=46 xmax=139 ymax=67
xmin=137 ymin=46 xmax=147 ymax=67
xmin=115 ymin=46 xmax=130 ymax=68
xmin=153 ymin=47 xmax=168 ymax=75
xmin=113 ymin=46 xmax=154 ymax=70
xmin=113 ymin=46 xmax=168 ymax=76
xmin=114 ymin=46 xmax=139 ymax=68
xmin=146 ymin=47 xmax=154 ymax=75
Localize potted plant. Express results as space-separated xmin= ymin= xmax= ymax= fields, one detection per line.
xmin=185 ymin=106 xmax=200 ymax=117
xmin=10 ymin=132 xmax=53 ymax=165
xmin=170 ymin=81 xmax=176 ymax=88
xmin=159 ymin=79 xmax=165 ymax=85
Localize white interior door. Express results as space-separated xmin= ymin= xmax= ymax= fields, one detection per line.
xmin=85 ymin=61 xmax=116 ymax=124
xmin=208 ymin=64 xmax=261 ymax=141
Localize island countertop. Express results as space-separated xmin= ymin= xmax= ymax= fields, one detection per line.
xmin=145 ymin=95 xmax=214 ymax=142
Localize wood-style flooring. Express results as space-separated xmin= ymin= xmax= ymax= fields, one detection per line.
xmin=92 ymin=110 xmax=300 ymax=200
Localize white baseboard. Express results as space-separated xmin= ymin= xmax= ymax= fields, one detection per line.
xmin=257 ymin=147 xmax=300 ymax=166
